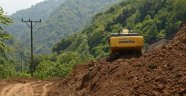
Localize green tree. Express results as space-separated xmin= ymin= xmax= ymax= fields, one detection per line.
xmin=0 ymin=7 xmax=12 ymax=52
xmin=0 ymin=7 xmax=15 ymax=79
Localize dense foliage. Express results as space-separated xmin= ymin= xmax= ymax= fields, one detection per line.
xmin=34 ymin=47 xmax=96 ymax=79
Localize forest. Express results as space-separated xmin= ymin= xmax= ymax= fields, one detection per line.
xmin=0 ymin=0 xmax=186 ymax=79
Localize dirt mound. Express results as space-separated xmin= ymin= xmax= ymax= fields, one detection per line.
xmin=48 ymin=23 xmax=186 ymax=96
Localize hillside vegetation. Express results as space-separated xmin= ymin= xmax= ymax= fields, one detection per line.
xmin=34 ymin=0 xmax=186 ymax=79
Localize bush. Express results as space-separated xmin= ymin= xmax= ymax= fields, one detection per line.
xmin=35 ymin=60 xmax=75 ymax=79
xmin=0 ymin=63 xmax=16 ymax=79
xmin=15 ymin=72 xmax=31 ymax=78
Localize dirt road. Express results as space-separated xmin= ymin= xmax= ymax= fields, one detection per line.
xmin=0 ymin=80 xmax=52 ymax=96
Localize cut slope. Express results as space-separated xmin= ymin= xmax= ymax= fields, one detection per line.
xmin=48 ymin=22 xmax=186 ymax=96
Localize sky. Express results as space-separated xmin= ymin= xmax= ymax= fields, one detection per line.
xmin=0 ymin=0 xmax=45 ymax=15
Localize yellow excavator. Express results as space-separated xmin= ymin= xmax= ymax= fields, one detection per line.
xmin=108 ymin=29 xmax=144 ymax=60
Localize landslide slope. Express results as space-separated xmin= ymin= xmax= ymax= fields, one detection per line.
xmin=48 ymin=22 xmax=186 ymax=96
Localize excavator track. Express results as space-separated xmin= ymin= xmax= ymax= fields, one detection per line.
xmin=107 ymin=49 xmax=142 ymax=62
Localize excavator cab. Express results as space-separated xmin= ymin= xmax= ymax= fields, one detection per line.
xmin=108 ymin=29 xmax=144 ymax=60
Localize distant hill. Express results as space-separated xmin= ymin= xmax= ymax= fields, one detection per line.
xmin=7 ymin=0 xmax=120 ymax=54
xmin=7 ymin=0 xmax=66 ymax=39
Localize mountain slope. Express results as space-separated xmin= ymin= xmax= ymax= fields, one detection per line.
xmin=4 ymin=0 xmax=66 ymax=59
xmin=33 ymin=0 xmax=121 ymax=53
xmin=7 ymin=0 xmax=66 ymax=39
xmin=7 ymin=0 xmax=121 ymax=54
